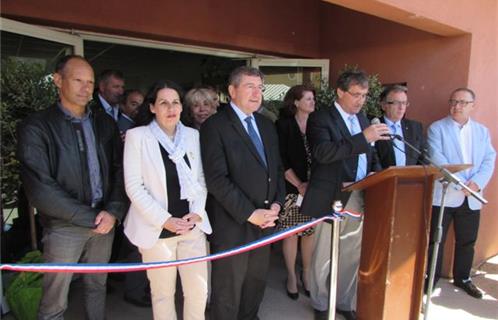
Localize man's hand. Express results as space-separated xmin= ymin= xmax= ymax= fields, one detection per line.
xmin=363 ymin=124 xmax=391 ymax=143
xmin=163 ymin=217 xmax=196 ymax=235
xmin=94 ymin=210 xmax=117 ymax=234
xmin=463 ymin=180 xmax=480 ymax=196
xmin=248 ymin=208 xmax=279 ymax=229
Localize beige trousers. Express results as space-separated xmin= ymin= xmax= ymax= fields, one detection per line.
xmin=140 ymin=227 xmax=208 ymax=320
xmin=310 ymin=190 xmax=364 ymax=312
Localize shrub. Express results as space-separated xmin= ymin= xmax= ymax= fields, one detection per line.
xmin=1 ymin=58 xmax=57 ymax=207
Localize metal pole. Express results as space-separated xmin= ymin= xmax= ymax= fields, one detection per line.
xmin=328 ymin=212 xmax=342 ymax=320
xmin=423 ymin=180 xmax=450 ymax=320
xmin=29 ymin=206 xmax=37 ymax=250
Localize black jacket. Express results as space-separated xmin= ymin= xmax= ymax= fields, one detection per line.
xmin=301 ymin=106 xmax=381 ymax=218
xmin=17 ymin=104 xmax=128 ymax=229
xmin=375 ymin=117 xmax=426 ymax=168
xmin=200 ymin=106 xmax=286 ymax=249
xmin=275 ymin=117 xmax=309 ymax=194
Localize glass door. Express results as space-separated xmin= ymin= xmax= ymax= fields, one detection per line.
xmin=250 ymin=58 xmax=329 ymax=119
xmin=1 ymin=18 xmax=83 ymax=71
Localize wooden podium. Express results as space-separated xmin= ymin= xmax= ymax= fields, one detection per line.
xmin=343 ymin=165 xmax=469 ymax=320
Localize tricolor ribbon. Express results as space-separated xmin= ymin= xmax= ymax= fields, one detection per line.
xmin=0 ymin=210 xmax=361 ymax=273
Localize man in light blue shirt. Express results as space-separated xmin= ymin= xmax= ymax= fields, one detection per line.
xmin=426 ymin=88 xmax=496 ymax=299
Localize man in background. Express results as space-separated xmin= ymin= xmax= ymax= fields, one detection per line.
xmin=92 ymin=69 xmax=125 ymax=121
xmin=118 ymin=89 xmax=143 ymax=134
xmin=375 ymin=84 xmax=425 ymax=168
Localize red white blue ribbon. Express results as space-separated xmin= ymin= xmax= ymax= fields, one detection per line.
xmin=0 ymin=210 xmax=361 ymax=273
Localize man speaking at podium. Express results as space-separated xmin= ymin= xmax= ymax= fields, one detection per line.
xmin=301 ymin=70 xmax=390 ymax=320
xmin=374 ymin=85 xmax=425 ymax=168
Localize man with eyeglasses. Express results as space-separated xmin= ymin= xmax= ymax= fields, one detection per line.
xmin=426 ymin=88 xmax=496 ymax=299
xmin=301 ymin=70 xmax=390 ymax=320
xmin=375 ymin=85 xmax=426 ymax=168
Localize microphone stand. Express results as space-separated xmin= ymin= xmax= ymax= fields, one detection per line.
xmin=390 ymin=134 xmax=487 ymax=319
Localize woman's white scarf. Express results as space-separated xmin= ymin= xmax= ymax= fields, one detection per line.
xmin=150 ymin=120 xmax=202 ymax=202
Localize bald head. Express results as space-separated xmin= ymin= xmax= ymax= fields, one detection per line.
xmin=53 ymin=56 xmax=95 ymax=115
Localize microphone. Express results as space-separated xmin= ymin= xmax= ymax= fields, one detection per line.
xmin=370 ymin=117 xmax=399 ymax=139
xmin=371 ymin=118 xmax=486 ymax=204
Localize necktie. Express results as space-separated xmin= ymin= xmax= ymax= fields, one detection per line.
xmin=348 ymin=115 xmax=367 ymax=181
xmin=390 ymin=123 xmax=406 ymax=166
xmin=244 ymin=116 xmax=267 ymax=167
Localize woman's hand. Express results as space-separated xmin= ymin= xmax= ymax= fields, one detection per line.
xmin=162 ymin=217 xmax=195 ymax=235
xmin=183 ymin=213 xmax=202 ymax=224
xmin=297 ymin=182 xmax=308 ymax=196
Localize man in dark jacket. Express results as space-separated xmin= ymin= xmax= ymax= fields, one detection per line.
xmin=301 ymin=70 xmax=390 ymax=320
xmin=375 ymin=85 xmax=425 ymax=168
xmin=200 ymin=66 xmax=285 ymax=320
xmin=17 ymin=55 xmax=128 ymax=320
xmin=91 ymin=69 xmax=125 ymax=122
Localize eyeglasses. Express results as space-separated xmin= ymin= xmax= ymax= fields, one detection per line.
xmin=385 ymin=100 xmax=410 ymax=107
xmin=449 ymin=99 xmax=474 ymax=107
xmin=346 ymin=91 xmax=368 ymax=99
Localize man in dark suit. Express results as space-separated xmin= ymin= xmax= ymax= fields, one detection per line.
xmin=375 ymin=85 xmax=425 ymax=168
xmin=117 ymin=89 xmax=143 ymax=135
xmin=200 ymin=66 xmax=285 ymax=320
xmin=90 ymin=69 xmax=125 ymax=121
xmin=301 ymin=70 xmax=390 ymax=320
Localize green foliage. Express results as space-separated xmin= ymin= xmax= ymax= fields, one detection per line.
xmin=315 ymin=65 xmax=383 ymax=118
xmin=261 ymin=99 xmax=283 ymax=122
xmin=315 ymin=78 xmax=335 ymax=110
xmin=5 ymin=250 xmax=44 ymax=320
xmin=1 ymin=58 xmax=57 ymax=207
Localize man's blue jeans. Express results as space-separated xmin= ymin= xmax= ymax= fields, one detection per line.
xmin=38 ymin=226 xmax=114 ymax=320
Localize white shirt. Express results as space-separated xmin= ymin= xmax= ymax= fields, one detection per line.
xmin=452 ymin=118 xmax=473 ymax=175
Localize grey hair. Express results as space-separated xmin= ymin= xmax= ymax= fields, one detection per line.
xmin=228 ymin=66 xmax=264 ymax=87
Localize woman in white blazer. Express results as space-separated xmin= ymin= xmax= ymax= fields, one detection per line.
xmin=123 ymin=80 xmax=212 ymax=320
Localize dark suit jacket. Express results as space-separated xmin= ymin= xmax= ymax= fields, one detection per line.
xmin=300 ymin=105 xmax=381 ymax=218
xmin=117 ymin=114 xmax=135 ymax=133
xmin=89 ymin=94 xmax=118 ymax=123
xmin=275 ymin=117 xmax=308 ymax=194
xmin=375 ymin=117 xmax=425 ymax=168
xmin=200 ymin=106 xmax=285 ymax=249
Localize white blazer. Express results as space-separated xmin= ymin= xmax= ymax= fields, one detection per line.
xmin=428 ymin=116 xmax=496 ymax=210
xmin=123 ymin=124 xmax=212 ymax=249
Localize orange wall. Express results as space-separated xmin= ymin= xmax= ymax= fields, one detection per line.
xmin=1 ymin=0 xmax=321 ymax=58
xmin=2 ymin=0 xmax=497 ymax=265
xmin=322 ymin=0 xmax=498 ymax=270
xmin=318 ymin=4 xmax=472 ymax=125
